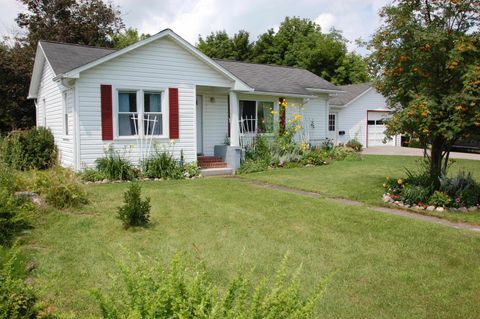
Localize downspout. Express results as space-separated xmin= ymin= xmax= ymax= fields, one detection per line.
xmin=33 ymin=99 xmax=38 ymax=127
xmin=59 ymin=78 xmax=80 ymax=171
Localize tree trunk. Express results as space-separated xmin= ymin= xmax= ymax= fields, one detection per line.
xmin=429 ymin=137 xmax=444 ymax=189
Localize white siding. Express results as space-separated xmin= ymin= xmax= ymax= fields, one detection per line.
xmin=303 ymin=95 xmax=328 ymax=144
xmin=76 ymin=37 xmax=233 ymax=167
xmin=336 ymin=89 xmax=394 ymax=147
xmin=36 ymin=61 xmax=75 ymax=167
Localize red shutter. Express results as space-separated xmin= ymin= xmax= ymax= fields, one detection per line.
xmin=227 ymin=95 xmax=231 ymax=137
xmin=169 ymin=88 xmax=179 ymax=139
xmin=100 ymin=84 xmax=113 ymax=140
xmin=279 ymin=97 xmax=286 ymax=134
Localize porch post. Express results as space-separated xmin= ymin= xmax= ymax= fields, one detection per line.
xmin=229 ymin=90 xmax=240 ymax=147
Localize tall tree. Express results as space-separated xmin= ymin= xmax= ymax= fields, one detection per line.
xmin=0 ymin=41 xmax=34 ymax=133
xmin=16 ymin=0 xmax=124 ymax=48
xmin=112 ymin=27 xmax=150 ymax=49
xmin=197 ymin=30 xmax=252 ymax=60
xmin=370 ymin=0 xmax=480 ymax=185
xmin=198 ymin=17 xmax=370 ymax=85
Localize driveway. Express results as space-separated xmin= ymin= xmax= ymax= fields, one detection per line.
xmin=362 ymin=146 xmax=480 ymax=161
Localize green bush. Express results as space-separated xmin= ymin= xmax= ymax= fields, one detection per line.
xmin=0 ymin=248 xmax=57 ymax=319
xmin=96 ymin=147 xmax=135 ymax=181
xmin=34 ymin=167 xmax=88 ymax=209
xmin=329 ymin=146 xmax=360 ymax=161
xmin=345 ymin=139 xmax=363 ymax=152
xmin=302 ymin=148 xmax=329 ymax=166
xmin=93 ymin=255 xmax=323 ymax=319
xmin=0 ymin=161 xmax=32 ymax=246
xmin=383 ymin=177 xmax=404 ymax=197
xmin=78 ymin=168 xmax=108 ymax=182
xmin=428 ymin=191 xmax=452 ymax=207
xmin=238 ymin=159 xmax=269 ymax=174
xmin=141 ymin=151 xmax=182 ymax=179
xmin=0 ymin=128 xmax=57 ymax=170
xmin=439 ymin=171 xmax=479 ymax=207
xmin=400 ymin=184 xmax=431 ymax=206
xmin=117 ymin=183 xmax=151 ymax=229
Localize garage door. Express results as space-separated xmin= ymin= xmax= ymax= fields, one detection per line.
xmin=367 ymin=111 xmax=395 ymax=147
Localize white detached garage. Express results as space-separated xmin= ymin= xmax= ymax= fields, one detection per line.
xmin=329 ymin=83 xmax=400 ymax=148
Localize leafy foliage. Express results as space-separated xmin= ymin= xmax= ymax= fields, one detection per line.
xmin=400 ymin=185 xmax=431 ymax=206
xmin=0 ymin=128 xmax=57 ymax=170
xmin=198 ymin=17 xmax=370 ymax=85
xmin=141 ymin=151 xmax=184 ymax=179
xmin=428 ymin=191 xmax=452 ymax=208
xmin=34 ymin=167 xmax=88 ymax=209
xmin=117 ymin=183 xmax=150 ymax=229
xmin=93 ymin=254 xmax=323 ymax=319
xmin=345 ymin=138 xmax=363 ymax=152
xmin=370 ymin=0 xmax=480 ymax=184
xmin=439 ymin=171 xmax=480 ymax=207
xmin=112 ymin=27 xmax=150 ymax=49
xmin=96 ymin=147 xmax=135 ymax=181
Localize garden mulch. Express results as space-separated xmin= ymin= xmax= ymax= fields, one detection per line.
xmin=235 ymin=176 xmax=480 ymax=233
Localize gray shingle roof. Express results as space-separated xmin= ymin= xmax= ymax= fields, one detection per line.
xmin=39 ymin=41 xmax=339 ymax=96
xmin=40 ymin=41 xmax=115 ymax=75
xmin=215 ymin=60 xmax=340 ymax=95
xmin=329 ymin=82 xmax=372 ymax=106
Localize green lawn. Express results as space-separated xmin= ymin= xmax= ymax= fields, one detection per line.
xmin=24 ymin=177 xmax=480 ymax=318
xmin=243 ymin=155 xmax=480 ymax=224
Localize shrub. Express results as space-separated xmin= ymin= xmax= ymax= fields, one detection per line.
xmin=302 ymin=148 xmax=329 ymax=166
xmin=78 ymin=168 xmax=107 ymax=182
xmin=0 ymin=128 xmax=57 ymax=170
xmin=96 ymin=147 xmax=135 ymax=181
xmin=34 ymin=167 xmax=88 ymax=209
xmin=429 ymin=191 xmax=452 ymax=207
xmin=0 ymin=248 xmax=57 ymax=319
xmin=0 ymin=161 xmax=32 ymax=246
xmin=93 ymin=255 xmax=323 ymax=319
xmin=346 ymin=139 xmax=363 ymax=152
xmin=117 ymin=183 xmax=150 ymax=229
xmin=404 ymin=166 xmax=433 ymax=189
xmin=238 ymin=159 xmax=269 ymax=174
xmin=439 ymin=171 xmax=480 ymax=207
xmin=182 ymin=163 xmax=199 ymax=179
xmin=141 ymin=151 xmax=182 ymax=179
xmin=400 ymin=184 xmax=431 ymax=206
xmin=329 ymin=146 xmax=360 ymax=161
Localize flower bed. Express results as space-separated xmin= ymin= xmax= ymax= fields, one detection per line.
xmin=382 ymin=171 xmax=480 ymax=213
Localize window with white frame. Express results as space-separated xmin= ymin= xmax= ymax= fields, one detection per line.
xmin=118 ymin=91 xmax=138 ymax=136
xmin=144 ymin=92 xmax=162 ymax=135
xmin=117 ymin=90 xmax=164 ymax=137
xmin=328 ymin=113 xmax=336 ymax=131
xmin=239 ymin=100 xmax=274 ymax=133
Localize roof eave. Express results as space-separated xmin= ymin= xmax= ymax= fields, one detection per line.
xmin=28 ymin=44 xmax=48 ymax=99
xmin=248 ymin=90 xmax=318 ymax=99
xmin=305 ymin=88 xmax=344 ymax=94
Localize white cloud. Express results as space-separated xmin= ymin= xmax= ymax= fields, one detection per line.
xmin=0 ymin=0 xmax=389 ymax=52
xmin=315 ymin=13 xmax=336 ymax=32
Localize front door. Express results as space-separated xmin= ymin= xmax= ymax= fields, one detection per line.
xmin=328 ymin=112 xmax=338 ymax=143
xmin=196 ymin=95 xmax=203 ymax=155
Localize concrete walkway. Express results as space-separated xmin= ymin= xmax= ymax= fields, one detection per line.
xmin=362 ymin=146 xmax=480 ymax=160
xmin=240 ymin=178 xmax=480 ymax=233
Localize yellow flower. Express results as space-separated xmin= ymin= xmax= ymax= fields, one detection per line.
xmin=397 ymin=179 xmax=403 ymax=185
xmin=383 ymin=183 xmax=387 ymax=188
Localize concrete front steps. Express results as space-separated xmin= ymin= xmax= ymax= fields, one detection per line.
xmin=197 ymin=156 xmax=234 ymax=176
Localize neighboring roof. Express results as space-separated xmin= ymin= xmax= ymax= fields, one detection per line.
xmin=215 ymin=59 xmax=340 ymax=96
xmin=40 ymin=40 xmax=116 ymax=75
xmin=329 ymin=82 xmax=372 ymax=107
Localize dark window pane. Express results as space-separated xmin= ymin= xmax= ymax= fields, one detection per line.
xmin=240 ymin=100 xmax=256 ymax=133
xmin=144 ymin=93 xmax=161 ymax=112
xmin=119 ymin=92 xmax=137 ymax=112
xmin=376 ymin=119 xmax=385 ymax=125
xmin=367 ymin=120 xmax=375 ymax=125
xmin=144 ymin=114 xmax=162 ymax=135
xmin=118 ymin=114 xmax=138 ymax=136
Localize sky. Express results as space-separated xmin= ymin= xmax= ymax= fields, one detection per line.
xmin=0 ymin=0 xmax=389 ymax=53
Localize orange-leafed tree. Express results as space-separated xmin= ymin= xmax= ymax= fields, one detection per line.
xmin=370 ymin=0 xmax=479 ymax=186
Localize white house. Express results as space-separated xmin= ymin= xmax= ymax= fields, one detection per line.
xmin=27 ymin=29 xmax=342 ymax=172
xmin=328 ymin=83 xmax=401 ymax=148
